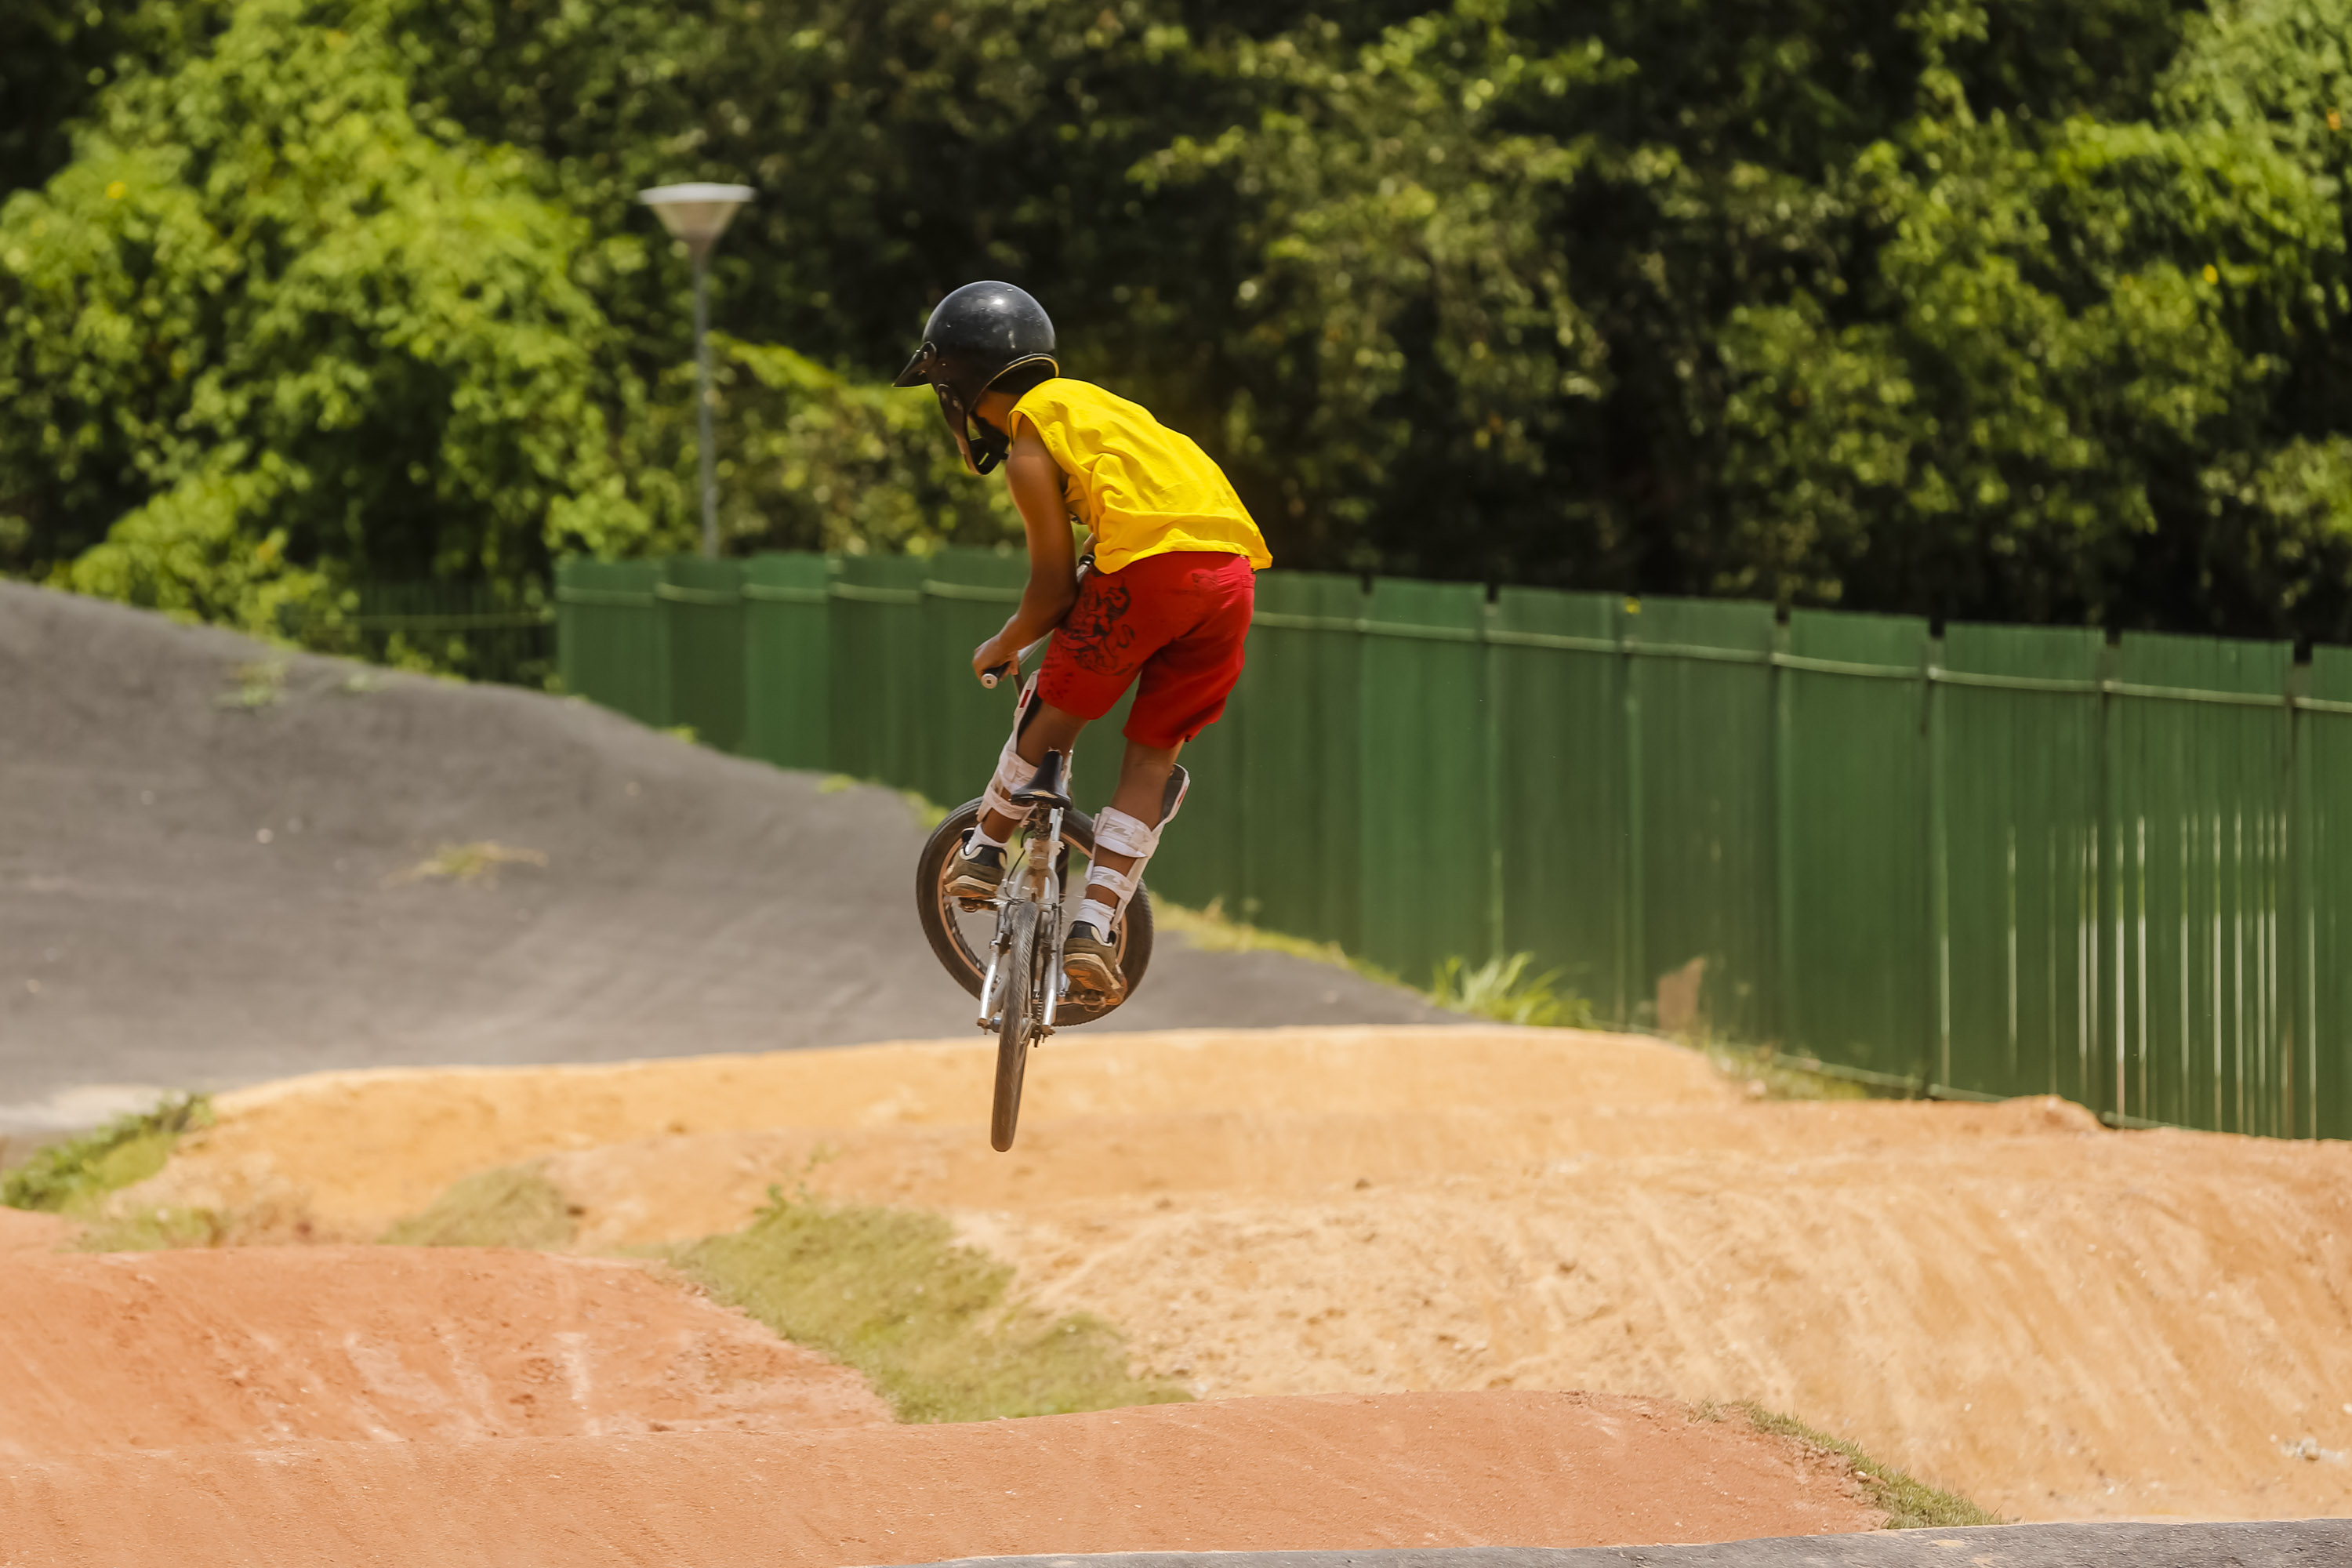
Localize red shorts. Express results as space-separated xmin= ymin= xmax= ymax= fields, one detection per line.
xmin=1037 ymin=550 xmax=1256 ymax=749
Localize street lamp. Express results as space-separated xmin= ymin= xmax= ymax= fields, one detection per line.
xmin=639 ymin=183 xmax=755 ymax=559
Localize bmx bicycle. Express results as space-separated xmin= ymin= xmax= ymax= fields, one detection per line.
xmin=914 ymin=648 xmax=1158 ymax=1152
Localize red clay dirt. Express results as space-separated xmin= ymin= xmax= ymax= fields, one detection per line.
xmin=0 ymin=1247 xmax=889 ymax=1457
xmin=0 ymin=1206 xmax=73 ymax=1252
xmin=0 ymin=1389 xmax=1879 ymax=1566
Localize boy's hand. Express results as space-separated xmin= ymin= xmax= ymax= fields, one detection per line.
xmin=973 ymin=634 xmax=1016 ymax=685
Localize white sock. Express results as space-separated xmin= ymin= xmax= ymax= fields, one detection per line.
xmin=966 ymin=824 xmax=1007 ymax=855
xmin=1074 ymin=900 xmax=1116 ymax=934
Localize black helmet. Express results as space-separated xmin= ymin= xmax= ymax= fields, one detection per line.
xmin=893 ymin=281 xmax=1059 ymax=474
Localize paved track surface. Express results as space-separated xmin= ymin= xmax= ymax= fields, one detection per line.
xmin=915 ymin=1524 xmax=2352 ymax=1568
xmin=0 ymin=583 xmax=1450 ymax=1131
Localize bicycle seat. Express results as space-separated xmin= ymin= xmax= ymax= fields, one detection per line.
xmin=1010 ymin=750 xmax=1073 ymax=810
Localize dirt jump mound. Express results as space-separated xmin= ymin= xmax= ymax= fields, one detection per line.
xmin=126 ymin=1025 xmax=2352 ymax=1526
xmin=0 ymin=582 xmax=1449 ymax=1127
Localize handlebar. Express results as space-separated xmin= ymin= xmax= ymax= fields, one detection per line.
xmin=980 ymin=634 xmax=1054 ymax=691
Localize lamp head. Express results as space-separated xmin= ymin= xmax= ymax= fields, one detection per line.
xmin=637 ymin=183 xmax=755 ymax=262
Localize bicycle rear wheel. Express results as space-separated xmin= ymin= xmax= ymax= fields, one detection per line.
xmin=991 ymin=899 xmax=1040 ymax=1152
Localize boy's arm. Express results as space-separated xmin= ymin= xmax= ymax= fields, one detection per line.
xmin=972 ymin=427 xmax=1078 ymax=681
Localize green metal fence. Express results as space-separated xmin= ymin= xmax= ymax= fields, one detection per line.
xmin=556 ymin=550 xmax=2352 ymax=1140
xmin=287 ymin=581 xmax=557 ymax=687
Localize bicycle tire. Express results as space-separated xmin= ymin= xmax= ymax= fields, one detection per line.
xmin=915 ymin=800 xmax=1155 ymax=1025
xmin=992 ymin=899 xmax=1039 ymax=1152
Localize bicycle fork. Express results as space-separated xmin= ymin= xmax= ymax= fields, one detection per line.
xmin=973 ymin=804 xmax=1071 ymax=1037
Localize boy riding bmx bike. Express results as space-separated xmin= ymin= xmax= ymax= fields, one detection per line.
xmin=895 ymin=280 xmax=1271 ymax=1007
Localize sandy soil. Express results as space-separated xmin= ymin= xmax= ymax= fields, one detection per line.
xmin=0 ymin=1247 xmax=888 ymax=1456
xmin=0 ymin=1391 xmax=1878 ymax=1565
xmin=122 ymin=1025 xmax=2352 ymax=1524
xmin=118 ymin=1025 xmax=1715 ymax=1233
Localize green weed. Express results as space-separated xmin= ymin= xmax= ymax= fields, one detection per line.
xmin=391 ymin=840 xmax=548 ymax=886
xmin=1 ymin=1094 xmax=211 ymax=1214
xmin=1430 ymin=951 xmax=1596 ymax=1027
xmin=215 ymin=659 xmax=288 ymax=710
xmin=383 ymin=1164 xmax=576 ymax=1249
xmin=1735 ymin=1403 xmax=2002 ymax=1528
xmin=902 ymin=789 xmax=950 ymax=831
xmin=672 ymin=1189 xmax=1189 ymax=1424
xmin=1702 ymin=1042 xmax=1875 ymax=1102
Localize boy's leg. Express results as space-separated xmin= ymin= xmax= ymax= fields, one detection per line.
xmin=946 ymin=698 xmax=1088 ymax=904
xmin=975 ymin=700 xmax=1087 ymax=844
xmin=1078 ymin=737 xmax=1182 ymax=924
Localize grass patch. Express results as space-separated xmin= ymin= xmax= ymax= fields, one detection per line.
xmin=1 ymin=1094 xmax=210 ymax=1215
xmin=72 ymin=1207 xmax=231 ymax=1252
xmin=1163 ymin=899 xmax=1606 ymax=1029
xmin=673 ymin=1189 xmax=1189 ymax=1424
xmin=1430 ymin=951 xmax=1596 ymax=1028
xmin=391 ymin=840 xmax=548 ymax=886
xmin=382 ymin=1164 xmax=577 ymax=1249
xmin=1699 ymin=1041 xmax=1882 ymax=1102
xmin=1733 ymin=1403 xmax=2002 ymax=1527
xmin=1159 ymin=897 xmax=1395 ymax=977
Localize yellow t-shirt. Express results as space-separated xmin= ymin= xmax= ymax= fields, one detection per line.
xmin=1009 ymin=378 xmax=1272 ymax=573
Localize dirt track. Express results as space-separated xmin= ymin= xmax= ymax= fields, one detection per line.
xmin=0 ymin=1388 xmax=1877 ymax=1565
xmin=0 ymin=1241 xmax=1878 ymax=1559
xmin=0 ymin=581 xmax=1448 ymax=1129
xmin=0 ymin=1248 xmax=888 ymax=1454
xmin=123 ymin=1025 xmax=2352 ymax=1524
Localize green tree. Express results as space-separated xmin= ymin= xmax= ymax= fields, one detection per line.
xmin=7 ymin=0 xmax=2352 ymax=643
xmin=0 ymin=0 xmax=656 ymax=628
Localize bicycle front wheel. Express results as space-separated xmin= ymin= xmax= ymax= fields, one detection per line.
xmin=916 ymin=800 xmax=1155 ymax=1025
xmin=992 ymin=898 xmax=1040 ymax=1152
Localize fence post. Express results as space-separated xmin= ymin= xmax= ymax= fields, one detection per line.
xmin=1482 ymin=599 xmax=1507 ymax=964
xmin=1772 ymin=618 xmax=1798 ymax=1051
xmin=2286 ymin=659 xmax=2310 ymax=1138
xmin=742 ymin=552 xmax=834 ymax=771
xmin=1620 ymin=600 xmax=1646 ymax=1025
xmin=554 ymin=557 xmax=670 ymax=727
xmin=2107 ymin=639 xmax=2126 ymax=1128
xmin=1927 ymin=633 xmax=1951 ymax=1092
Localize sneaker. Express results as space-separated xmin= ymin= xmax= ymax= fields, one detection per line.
xmin=1062 ymin=918 xmax=1123 ymax=1001
xmin=945 ymin=840 xmax=1006 ymax=907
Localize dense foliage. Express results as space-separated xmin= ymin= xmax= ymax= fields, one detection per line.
xmin=2 ymin=0 xmax=2349 ymax=639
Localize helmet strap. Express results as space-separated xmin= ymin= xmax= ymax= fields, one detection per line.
xmin=967 ymin=415 xmax=1010 ymax=474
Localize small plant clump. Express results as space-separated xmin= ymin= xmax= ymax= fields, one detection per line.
xmin=673 ymin=1189 xmax=1189 ymax=1424
xmin=1703 ymin=1042 xmax=1876 ymax=1102
xmin=383 ymin=1165 xmax=577 ymax=1249
xmin=0 ymin=1094 xmax=212 ymax=1215
xmin=392 ymin=840 xmax=548 ymax=886
xmin=216 ymin=659 xmax=289 ymax=711
xmin=1430 ymin=951 xmax=1596 ymax=1028
xmin=1733 ymin=1403 xmax=2002 ymax=1529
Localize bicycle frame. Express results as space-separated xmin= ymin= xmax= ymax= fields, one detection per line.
xmin=973 ymin=801 xmax=1069 ymax=1037
xmin=974 ymin=637 xmax=1070 ymax=1041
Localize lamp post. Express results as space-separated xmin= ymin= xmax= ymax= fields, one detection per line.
xmin=638 ymin=183 xmax=755 ymax=559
